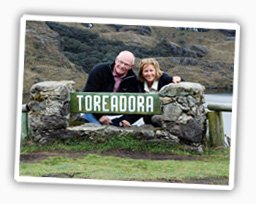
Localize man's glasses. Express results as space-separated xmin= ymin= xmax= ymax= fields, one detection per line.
xmin=116 ymin=59 xmax=133 ymax=68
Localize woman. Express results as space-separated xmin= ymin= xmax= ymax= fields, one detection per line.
xmin=138 ymin=58 xmax=183 ymax=126
xmin=138 ymin=58 xmax=182 ymax=92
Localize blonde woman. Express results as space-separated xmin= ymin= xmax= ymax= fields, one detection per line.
xmin=138 ymin=58 xmax=182 ymax=93
xmin=138 ymin=58 xmax=183 ymax=125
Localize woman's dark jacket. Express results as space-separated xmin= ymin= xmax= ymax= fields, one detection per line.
xmin=138 ymin=73 xmax=175 ymax=125
xmin=138 ymin=72 xmax=173 ymax=92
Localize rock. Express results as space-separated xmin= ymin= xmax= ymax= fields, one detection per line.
xmin=190 ymin=44 xmax=208 ymax=57
xmin=163 ymin=103 xmax=183 ymax=121
xmin=159 ymin=82 xmax=205 ymax=97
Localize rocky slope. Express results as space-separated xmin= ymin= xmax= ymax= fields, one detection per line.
xmin=22 ymin=21 xmax=236 ymax=103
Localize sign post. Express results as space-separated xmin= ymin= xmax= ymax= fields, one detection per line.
xmin=70 ymin=92 xmax=161 ymax=115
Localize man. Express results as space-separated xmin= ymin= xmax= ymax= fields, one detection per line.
xmin=83 ymin=50 xmax=140 ymax=127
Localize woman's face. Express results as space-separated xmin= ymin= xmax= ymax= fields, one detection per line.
xmin=142 ymin=64 xmax=156 ymax=84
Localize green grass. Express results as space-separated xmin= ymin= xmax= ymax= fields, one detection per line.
xmin=19 ymin=136 xmax=230 ymax=184
xmin=20 ymin=154 xmax=229 ymax=183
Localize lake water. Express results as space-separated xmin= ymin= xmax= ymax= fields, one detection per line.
xmin=204 ymin=93 xmax=233 ymax=137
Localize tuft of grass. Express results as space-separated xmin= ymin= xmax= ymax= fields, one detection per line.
xmin=21 ymin=135 xmax=203 ymax=156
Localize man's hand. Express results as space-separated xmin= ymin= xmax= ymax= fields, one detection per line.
xmin=99 ymin=115 xmax=112 ymax=125
xmin=120 ymin=120 xmax=131 ymax=127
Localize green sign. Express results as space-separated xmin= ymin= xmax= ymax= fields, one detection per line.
xmin=70 ymin=92 xmax=161 ymax=115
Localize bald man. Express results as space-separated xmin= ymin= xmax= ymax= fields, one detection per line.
xmin=83 ymin=51 xmax=140 ymax=127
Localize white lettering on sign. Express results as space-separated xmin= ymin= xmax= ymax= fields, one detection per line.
xmin=76 ymin=95 xmax=83 ymax=111
xmin=128 ymin=96 xmax=136 ymax=112
xmin=76 ymin=94 xmax=155 ymax=113
xmin=84 ymin=95 xmax=92 ymax=111
xmin=94 ymin=95 xmax=101 ymax=111
xmin=146 ymin=96 xmax=154 ymax=112
xmin=137 ymin=96 xmax=145 ymax=112
xmin=110 ymin=96 xmax=118 ymax=112
xmin=102 ymin=95 xmax=109 ymax=112
xmin=120 ymin=96 xmax=126 ymax=112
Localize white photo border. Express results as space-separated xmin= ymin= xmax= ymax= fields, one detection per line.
xmin=15 ymin=14 xmax=240 ymax=191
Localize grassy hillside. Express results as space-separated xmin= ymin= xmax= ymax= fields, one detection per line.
xmin=23 ymin=21 xmax=88 ymax=103
xmin=22 ymin=21 xmax=236 ymax=103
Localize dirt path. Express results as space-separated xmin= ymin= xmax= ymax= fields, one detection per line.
xmin=20 ymin=149 xmax=201 ymax=163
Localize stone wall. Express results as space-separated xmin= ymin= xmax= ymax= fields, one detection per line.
xmin=158 ymin=82 xmax=206 ymax=143
xmin=28 ymin=81 xmax=74 ymax=143
xmin=27 ymin=81 xmax=206 ymax=151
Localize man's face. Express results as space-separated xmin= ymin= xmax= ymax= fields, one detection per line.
xmin=114 ymin=53 xmax=134 ymax=77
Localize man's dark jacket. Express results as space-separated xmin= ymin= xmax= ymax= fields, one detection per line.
xmin=84 ymin=62 xmax=139 ymax=92
xmin=83 ymin=62 xmax=140 ymax=125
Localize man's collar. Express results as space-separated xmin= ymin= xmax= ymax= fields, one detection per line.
xmin=113 ymin=69 xmax=127 ymax=78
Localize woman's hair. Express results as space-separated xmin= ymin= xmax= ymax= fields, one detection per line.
xmin=138 ymin=58 xmax=163 ymax=82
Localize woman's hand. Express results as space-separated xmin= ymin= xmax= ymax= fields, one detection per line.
xmin=172 ymin=76 xmax=182 ymax=84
